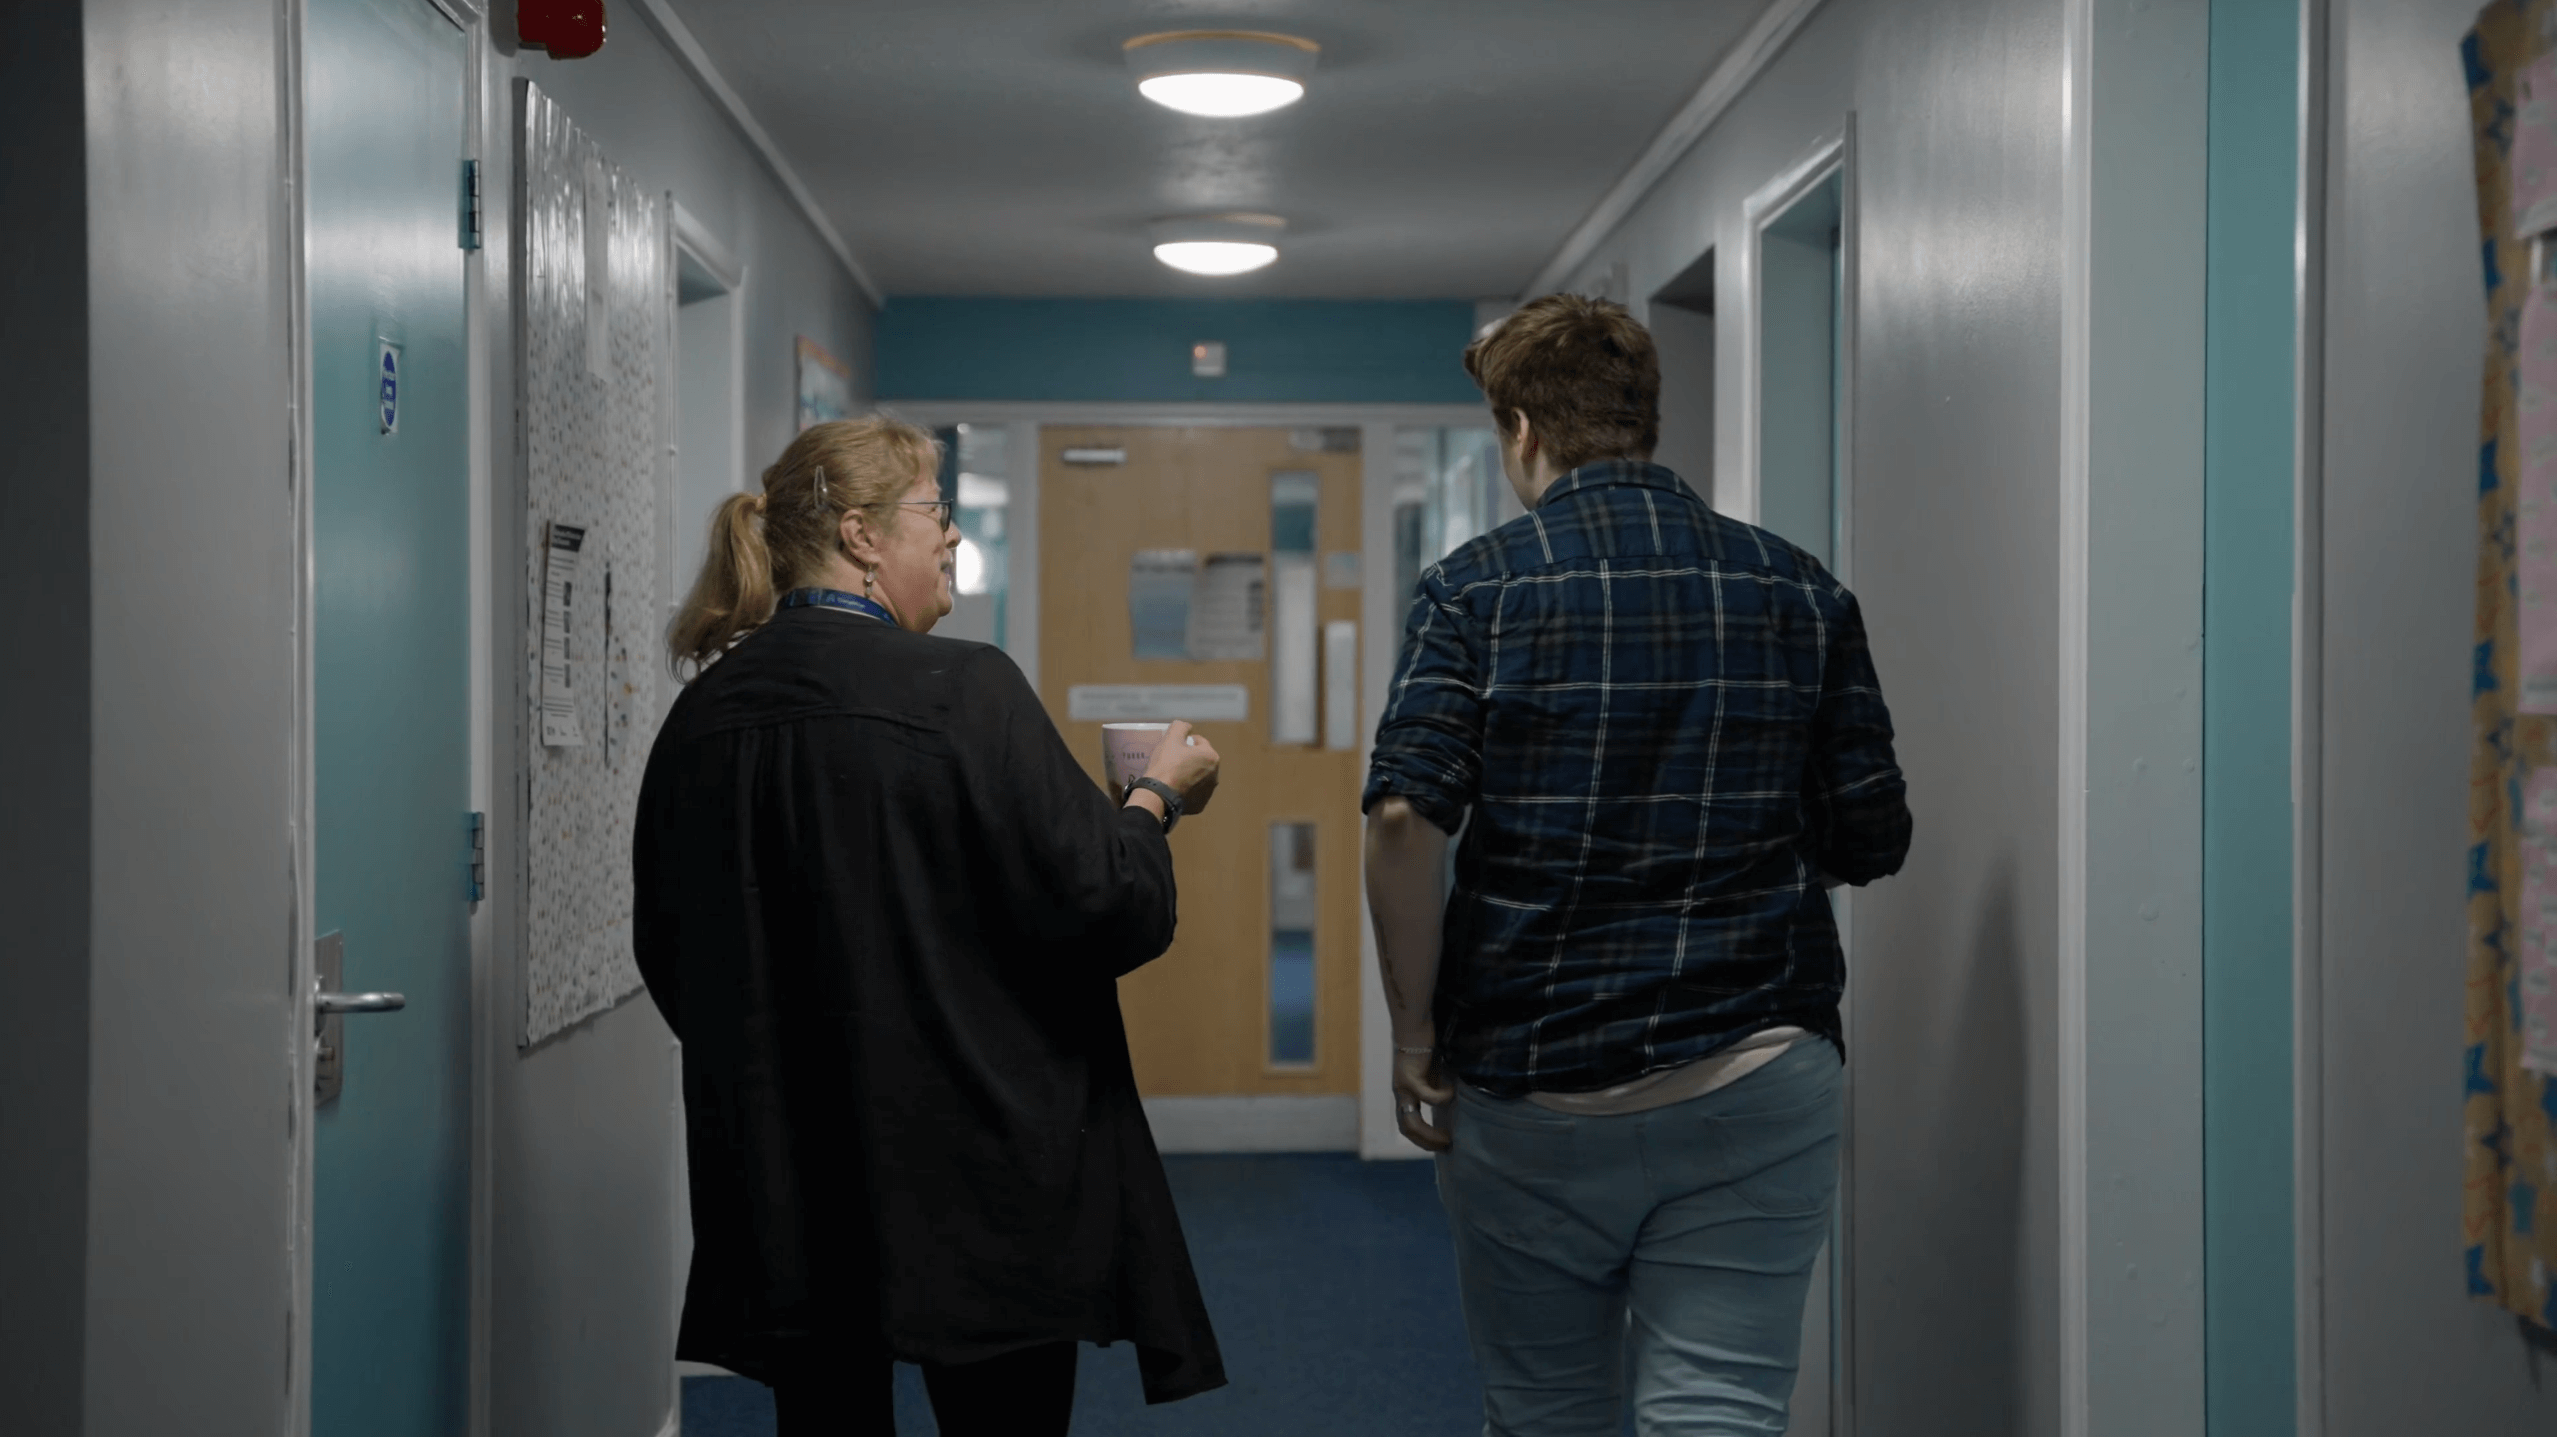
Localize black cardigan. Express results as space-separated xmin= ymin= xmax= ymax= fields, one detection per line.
xmin=631 ymin=605 xmax=1224 ymax=1403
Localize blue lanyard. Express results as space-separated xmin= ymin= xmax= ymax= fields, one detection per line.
xmin=778 ymin=587 xmax=895 ymax=625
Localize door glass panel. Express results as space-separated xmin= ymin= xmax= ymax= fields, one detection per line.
xmin=1390 ymin=427 xmax=1505 ymax=609
xmin=953 ymin=424 xmax=1009 ymax=648
xmin=1270 ymin=470 xmax=1319 ymax=744
xmin=1269 ymin=821 xmax=1317 ymax=1067
xmin=1389 ymin=427 xmax=1506 ymax=894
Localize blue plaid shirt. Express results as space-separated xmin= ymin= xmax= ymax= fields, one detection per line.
xmin=1362 ymin=460 xmax=1910 ymax=1097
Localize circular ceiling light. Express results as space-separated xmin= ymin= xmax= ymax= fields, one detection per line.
xmin=1124 ymin=31 xmax=1320 ymax=118
xmin=1150 ymin=213 xmax=1286 ymax=276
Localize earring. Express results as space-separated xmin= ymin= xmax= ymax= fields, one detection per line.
xmin=865 ymin=567 xmax=879 ymax=595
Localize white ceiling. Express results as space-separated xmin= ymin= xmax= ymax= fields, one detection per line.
xmin=663 ymin=0 xmax=1781 ymax=299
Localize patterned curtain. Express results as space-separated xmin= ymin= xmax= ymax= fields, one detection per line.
xmin=2463 ymin=0 xmax=2557 ymax=1332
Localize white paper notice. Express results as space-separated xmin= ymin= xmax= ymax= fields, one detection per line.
xmin=1128 ymin=548 xmax=1198 ymax=661
xmin=1187 ymin=552 xmax=1267 ymax=661
xmin=541 ymin=523 xmax=587 ymax=747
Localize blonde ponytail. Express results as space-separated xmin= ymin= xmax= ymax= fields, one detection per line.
xmin=669 ymin=491 xmax=778 ymax=677
xmin=666 ymin=416 xmax=943 ymax=679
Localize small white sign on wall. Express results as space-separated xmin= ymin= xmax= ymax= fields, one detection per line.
xmin=1067 ymin=684 xmax=1251 ymax=723
xmin=540 ymin=522 xmax=587 ymax=747
xmin=377 ymin=339 xmax=401 ymax=435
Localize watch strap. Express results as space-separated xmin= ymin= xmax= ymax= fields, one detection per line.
xmin=1125 ymin=777 xmax=1183 ymax=833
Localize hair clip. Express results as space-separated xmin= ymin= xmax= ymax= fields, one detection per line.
xmin=812 ymin=465 xmax=829 ymax=507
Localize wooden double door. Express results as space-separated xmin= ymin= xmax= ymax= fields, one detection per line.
xmin=1038 ymin=426 xmax=1364 ymax=1100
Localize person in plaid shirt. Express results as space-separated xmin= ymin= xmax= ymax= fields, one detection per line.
xmin=1363 ymin=293 xmax=1910 ymax=1436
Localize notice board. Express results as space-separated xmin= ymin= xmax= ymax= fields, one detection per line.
xmin=515 ymin=80 xmax=669 ymax=1045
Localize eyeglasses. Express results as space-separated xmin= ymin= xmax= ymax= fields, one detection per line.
xmin=895 ymin=500 xmax=955 ymax=530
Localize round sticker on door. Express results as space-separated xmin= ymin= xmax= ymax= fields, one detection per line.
xmin=378 ymin=340 xmax=401 ymax=435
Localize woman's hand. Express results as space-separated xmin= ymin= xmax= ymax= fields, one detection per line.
xmin=1141 ymin=720 xmax=1221 ymax=807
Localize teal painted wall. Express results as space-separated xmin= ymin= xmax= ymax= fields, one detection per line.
xmin=2204 ymin=2 xmax=2298 ymax=1431
xmin=1757 ymin=173 xmax=1842 ymax=566
xmin=872 ymin=297 xmax=1483 ymax=404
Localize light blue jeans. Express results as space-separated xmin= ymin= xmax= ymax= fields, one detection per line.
xmin=1435 ymin=1040 xmax=1843 ymax=1437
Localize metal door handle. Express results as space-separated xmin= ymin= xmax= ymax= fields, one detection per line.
xmin=310 ymin=932 xmax=396 ymax=1107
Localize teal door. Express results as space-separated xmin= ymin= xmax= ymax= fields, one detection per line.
xmin=308 ymin=0 xmax=472 ymax=1432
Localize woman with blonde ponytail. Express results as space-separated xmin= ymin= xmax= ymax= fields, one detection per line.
xmin=667 ymin=416 xmax=954 ymax=674
xmin=663 ymin=488 xmax=779 ymax=675
xmin=633 ymin=417 xmax=1228 ymax=1434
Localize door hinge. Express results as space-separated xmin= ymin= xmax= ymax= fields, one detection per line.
xmin=461 ymin=158 xmax=483 ymax=252
xmin=467 ymin=811 xmax=487 ymax=902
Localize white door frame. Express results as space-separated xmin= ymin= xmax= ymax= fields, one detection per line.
xmin=660 ymin=200 xmax=749 ymax=1417
xmin=668 ymin=199 xmax=750 ymax=639
xmin=889 ymin=400 xmax=1486 ymax=1158
xmin=283 ymin=0 xmax=318 ymax=1426
xmin=2290 ymin=0 xmax=2331 ymax=1429
xmin=1727 ymin=118 xmax=1860 ymax=1436
xmin=456 ymin=16 xmax=495 ymax=1436
xmin=1732 ymin=122 xmax=1852 ymax=535
xmin=2056 ymin=0 xmax=2211 ymax=1429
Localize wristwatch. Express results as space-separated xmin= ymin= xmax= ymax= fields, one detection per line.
xmin=1125 ymin=777 xmax=1184 ymax=834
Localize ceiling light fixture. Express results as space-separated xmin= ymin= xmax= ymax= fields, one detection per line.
xmin=1150 ymin=214 xmax=1286 ymax=276
xmin=1124 ymin=31 xmax=1320 ymax=118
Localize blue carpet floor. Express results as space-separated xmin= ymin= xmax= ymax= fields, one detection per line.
xmin=680 ymin=1152 xmax=1485 ymax=1436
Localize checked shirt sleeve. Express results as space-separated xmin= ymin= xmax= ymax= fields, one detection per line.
xmin=1361 ymin=567 xmax=1484 ymax=837
xmin=1805 ymin=586 xmax=1912 ymax=885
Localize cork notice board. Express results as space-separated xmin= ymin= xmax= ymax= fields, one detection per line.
xmin=515 ymin=80 xmax=669 ymax=1045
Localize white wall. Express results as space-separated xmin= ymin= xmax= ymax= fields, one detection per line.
xmin=473 ymin=16 xmax=873 ymax=1437
xmin=39 ymin=3 xmax=301 ymax=1435
xmin=2317 ymin=1 xmax=2557 ymax=1429
xmin=1649 ymin=302 xmax=1716 ymax=502
xmin=0 ymin=8 xmax=871 ymax=1437
xmin=1587 ymin=0 xmax=2069 ymax=1428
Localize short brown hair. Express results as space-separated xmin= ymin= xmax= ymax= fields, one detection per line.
xmin=666 ymin=416 xmax=943 ymax=678
xmin=1462 ymin=294 xmax=1660 ymax=470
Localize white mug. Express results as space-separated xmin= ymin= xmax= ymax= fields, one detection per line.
xmin=1099 ymin=722 xmax=1214 ymax=813
xmin=1100 ymin=722 xmax=1170 ymax=796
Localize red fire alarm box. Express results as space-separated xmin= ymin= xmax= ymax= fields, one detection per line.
xmin=519 ymin=0 xmax=606 ymax=59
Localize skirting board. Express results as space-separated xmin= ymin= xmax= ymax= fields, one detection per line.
xmin=1143 ymin=1094 xmax=1359 ymax=1153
